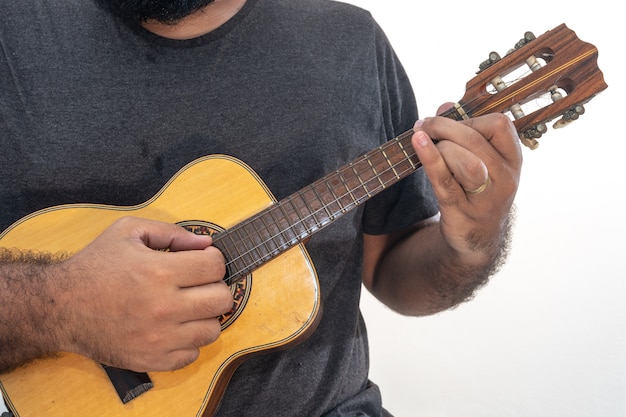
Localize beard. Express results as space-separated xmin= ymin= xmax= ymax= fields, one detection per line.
xmin=97 ymin=0 xmax=216 ymax=24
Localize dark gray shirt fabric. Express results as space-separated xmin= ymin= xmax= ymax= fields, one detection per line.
xmin=0 ymin=0 xmax=438 ymax=415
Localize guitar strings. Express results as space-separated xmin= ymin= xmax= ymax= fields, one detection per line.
xmin=217 ymin=130 xmax=423 ymax=282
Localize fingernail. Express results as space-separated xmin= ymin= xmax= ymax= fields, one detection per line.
xmin=414 ymin=130 xmax=430 ymax=147
xmin=413 ymin=119 xmax=424 ymax=129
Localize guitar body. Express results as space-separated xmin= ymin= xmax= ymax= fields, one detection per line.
xmin=0 ymin=155 xmax=322 ymax=417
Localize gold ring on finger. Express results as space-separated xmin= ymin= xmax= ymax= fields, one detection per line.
xmin=464 ymin=177 xmax=490 ymax=195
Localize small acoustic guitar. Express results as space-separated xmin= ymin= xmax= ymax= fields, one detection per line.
xmin=0 ymin=24 xmax=607 ymax=417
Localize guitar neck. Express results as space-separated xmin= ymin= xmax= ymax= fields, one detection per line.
xmin=213 ymin=128 xmax=425 ymax=284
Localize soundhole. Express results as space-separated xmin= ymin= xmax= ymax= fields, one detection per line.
xmin=177 ymin=220 xmax=252 ymax=330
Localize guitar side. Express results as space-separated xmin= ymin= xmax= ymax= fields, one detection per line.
xmin=0 ymin=155 xmax=322 ymax=417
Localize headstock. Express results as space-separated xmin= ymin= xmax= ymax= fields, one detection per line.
xmin=443 ymin=24 xmax=607 ymax=149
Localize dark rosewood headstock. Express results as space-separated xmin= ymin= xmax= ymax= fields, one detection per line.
xmin=442 ymin=24 xmax=607 ymax=149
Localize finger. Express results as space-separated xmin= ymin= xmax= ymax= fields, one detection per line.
xmin=435 ymin=102 xmax=456 ymax=116
xmin=433 ymin=103 xmax=521 ymax=165
xmin=116 ymin=217 xmax=214 ymax=251
xmin=436 ymin=140 xmax=489 ymax=193
xmin=164 ymin=317 xmax=224 ymax=370
xmin=131 ymin=349 xmax=203 ymax=372
xmin=179 ymin=280 xmax=234 ymax=320
xmin=178 ymin=317 xmax=224 ymax=347
xmin=160 ymin=317 xmax=224 ymax=371
xmin=459 ymin=114 xmax=522 ymax=167
xmin=411 ymin=128 xmax=464 ymax=200
xmin=165 ymin=245 xmax=227 ymax=287
xmin=157 ymin=348 xmax=202 ymax=372
xmin=167 ymin=226 xmax=215 ymax=252
xmin=415 ymin=116 xmax=495 ymax=161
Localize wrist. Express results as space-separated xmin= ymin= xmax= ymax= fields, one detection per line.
xmin=0 ymin=250 xmax=71 ymax=372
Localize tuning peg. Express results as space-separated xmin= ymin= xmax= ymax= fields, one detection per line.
xmin=526 ymin=55 xmax=543 ymax=72
xmin=549 ymin=85 xmax=564 ymax=102
xmin=553 ymin=104 xmax=586 ymax=129
xmin=478 ymin=30 xmax=538 ymax=73
xmin=477 ymin=51 xmax=501 ymax=73
xmin=513 ymin=31 xmax=537 ymax=51
xmin=520 ymin=137 xmax=540 ymax=150
xmin=520 ymin=122 xmax=548 ymax=149
xmin=505 ymin=31 xmax=538 ymax=56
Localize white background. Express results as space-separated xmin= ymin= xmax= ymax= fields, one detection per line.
xmin=2 ymin=1 xmax=623 ymax=416
xmin=346 ymin=1 xmax=625 ymax=417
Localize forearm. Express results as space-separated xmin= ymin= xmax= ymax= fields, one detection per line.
xmin=368 ymin=211 xmax=514 ymax=316
xmin=0 ymin=248 xmax=67 ymax=374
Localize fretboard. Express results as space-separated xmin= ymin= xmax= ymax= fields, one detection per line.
xmin=212 ymin=127 xmax=431 ymax=285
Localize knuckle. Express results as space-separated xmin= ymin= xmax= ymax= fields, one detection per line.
xmin=212 ymin=260 xmax=227 ymax=281
xmin=196 ymin=320 xmax=222 ymax=346
xmin=219 ymin=283 xmax=235 ymax=310
xmin=437 ymin=181 xmax=463 ymax=207
xmin=148 ymin=299 xmax=175 ymax=321
xmin=168 ymin=349 xmax=201 ymax=371
xmin=463 ymin=158 xmax=487 ymax=180
xmin=188 ymin=282 xmax=233 ymax=318
xmin=111 ymin=215 xmax=136 ymax=230
xmin=143 ymin=328 xmax=166 ymax=346
xmin=502 ymin=172 xmax=520 ymax=196
xmin=199 ymin=285 xmax=234 ymax=317
xmin=220 ymin=289 xmax=235 ymax=314
xmin=439 ymin=174 xmax=460 ymax=195
xmin=206 ymin=247 xmax=227 ymax=278
xmin=489 ymin=112 xmax=514 ymax=129
xmin=179 ymin=349 xmax=201 ymax=369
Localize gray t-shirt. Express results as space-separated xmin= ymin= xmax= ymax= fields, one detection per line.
xmin=0 ymin=0 xmax=438 ymax=415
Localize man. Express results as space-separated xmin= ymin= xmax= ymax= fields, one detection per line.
xmin=0 ymin=0 xmax=521 ymax=416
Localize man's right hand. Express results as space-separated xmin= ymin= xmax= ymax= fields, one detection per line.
xmin=48 ymin=216 xmax=233 ymax=372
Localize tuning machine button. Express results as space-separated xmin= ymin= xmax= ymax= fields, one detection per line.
xmin=478 ymin=51 xmax=502 ymax=73
xmin=554 ymin=104 xmax=586 ymax=129
xmin=520 ymin=123 xmax=548 ymax=150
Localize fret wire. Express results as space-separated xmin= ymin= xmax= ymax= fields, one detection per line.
xmin=298 ymin=188 xmax=324 ymax=229
xmin=259 ymin=210 xmax=286 ymax=256
xmin=323 ymin=176 xmax=347 ymax=214
xmin=234 ymin=226 xmax=256 ymax=269
xmin=365 ymin=154 xmax=385 ymax=189
xmin=225 ymin=214 xmax=282 ymax=277
xmin=381 ymin=149 xmax=400 ymax=179
xmin=371 ymin=150 xmax=400 ymax=186
xmin=343 ymin=166 xmax=368 ymax=205
xmin=217 ymin=232 xmax=241 ymax=268
xmin=384 ymin=142 xmax=413 ymax=183
xmin=395 ymin=135 xmax=418 ymax=170
xmin=319 ymin=181 xmax=343 ymax=224
xmin=311 ymin=184 xmax=335 ymax=222
xmin=251 ymin=216 xmax=278 ymax=259
xmin=219 ymin=131 xmax=423 ymax=278
xmin=218 ymin=230 xmax=247 ymax=277
xmin=275 ymin=201 xmax=300 ymax=246
xmin=336 ymin=169 xmax=358 ymax=210
xmin=349 ymin=162 xmax=372 ymax=199
xmin=242 ymin=222 xmax=263 ymax=261
xmin=294 ymin=190 xmax=320 ymax=234
xmin=287 ymin=193 xmax=314 ymax=239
